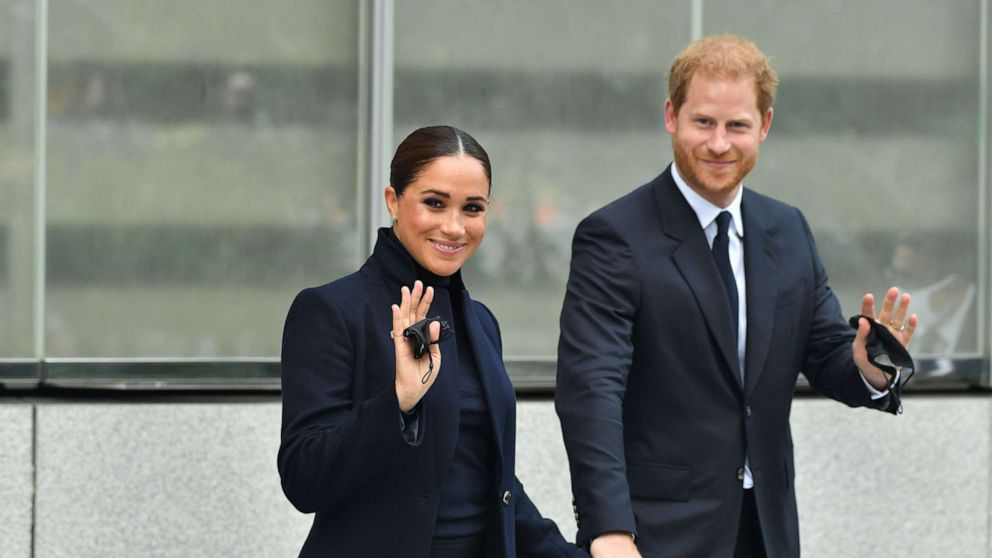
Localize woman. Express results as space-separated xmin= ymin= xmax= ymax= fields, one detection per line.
xmin=278 ymin=125 xmax=584 ymax=558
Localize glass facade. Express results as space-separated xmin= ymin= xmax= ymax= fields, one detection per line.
xmin=45 ymin=0 xmax=361 ymax=359
xmin=0 ymin=0 xmax=35 ymax=359
xmin=1 ymin=0 xmax=989 ymax=387
xmin=705 ymin=0 xmax=985 ymax=368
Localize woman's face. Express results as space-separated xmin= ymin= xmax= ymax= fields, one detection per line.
xmin=385 ymin=155 xmax=490 ymax=277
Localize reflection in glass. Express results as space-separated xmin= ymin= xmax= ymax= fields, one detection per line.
xmin=395 ymin=0 xmax=692 ymax=356
xmin=0 ymin=0 xmax=35 ymax=357
xmin=46 ymin=0 xmax=361 ymax=357
xmin=704 ymin=0 xmax=982 ymax=360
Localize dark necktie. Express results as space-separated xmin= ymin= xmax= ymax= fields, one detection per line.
xmin=712 ymin=211 xmax=738 ymax=335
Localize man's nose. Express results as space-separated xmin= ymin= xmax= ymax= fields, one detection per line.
xmin=706 ymin=127 xmax=731 ymax=155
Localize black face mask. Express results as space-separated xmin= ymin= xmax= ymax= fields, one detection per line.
xmin=403 ymin=317 xmax=453 ymax=384
xmin=848 ymin=315 xmax=916 ymax=394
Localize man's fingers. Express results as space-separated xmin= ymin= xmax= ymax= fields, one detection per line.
xmin=877 ymin=286 xmax=899 ymax=325
xmin=860 ymin=293 xmax=874 ymax=318
xmin=891 ymin=293 xmax=911 ymax=328
xmin=852 ymin=316 xmax=870 ymax=351
xmin=902 ymin=314 xmax=919 ymax=345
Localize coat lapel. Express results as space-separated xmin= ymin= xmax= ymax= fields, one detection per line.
xmin=654 ymin=170 xmax=742 ymax=388
xmin=459 ymin=291 xmax=509 ymax=464
xmin=742 ymin=191 xmax=778 ymax=396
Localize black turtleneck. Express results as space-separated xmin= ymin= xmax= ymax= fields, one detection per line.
xmin=381 ymin=229 xmax=496 ymax=540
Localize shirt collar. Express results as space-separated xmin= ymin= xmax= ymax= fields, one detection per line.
xmin=670 ymin=161 xmax=744 ymax=237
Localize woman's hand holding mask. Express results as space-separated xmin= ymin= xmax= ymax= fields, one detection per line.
xmin=392 ymin=280 xmax=442 ymax=412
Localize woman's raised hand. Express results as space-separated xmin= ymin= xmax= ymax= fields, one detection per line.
xmin=392 ymin=280 xmax=442 ymax=412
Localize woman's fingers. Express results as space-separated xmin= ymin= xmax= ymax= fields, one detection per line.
xmin=390 ymin=303 xmax=404 ymax=347
xmin=408 ymin=281 xmax=423 ymax=324
xmin=416 ymin=286 xmax=434 ymax=321
xmin=399 ymin=285 xmax=411 ymax=319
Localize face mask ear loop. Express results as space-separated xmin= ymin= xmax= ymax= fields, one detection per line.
xmin=402 ymin=317 xmax=452 ymax=385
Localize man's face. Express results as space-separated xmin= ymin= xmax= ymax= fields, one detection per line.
xmin=665 ymin=72 xmax=773 ymax=207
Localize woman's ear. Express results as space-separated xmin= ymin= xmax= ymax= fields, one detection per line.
xmin=385 ymin=186 xmax=398 ymax=221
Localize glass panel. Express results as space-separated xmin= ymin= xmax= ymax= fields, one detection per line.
xmin=46 ymin=0 xmax=361 ymax=358
xmin=0 ymin=0 xmax=35 ymax=358
xmin=394 ymin=0 xmax=692 ymax=358
xmin=704 ymin=0 xmax=983 ymax=364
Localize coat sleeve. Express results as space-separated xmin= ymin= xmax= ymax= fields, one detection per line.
xmin=554 ymin=213 xmax=641 ymax=547
xmin=514 ymin=477 xmax=589 ymax=558
xmin=472 ymin=301 xmax=586 ymax=557
xmin=796 ymin=209 xmax=899 ymax=413
xmin=277 ymin=287 xmax=425 ymax=513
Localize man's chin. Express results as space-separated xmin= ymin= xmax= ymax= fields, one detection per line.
xmin=697 ymin=179 xmax=739 ymax=195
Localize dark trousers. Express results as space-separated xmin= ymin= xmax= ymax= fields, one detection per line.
xmin=734 ymin=489 xmax=766 ymax=558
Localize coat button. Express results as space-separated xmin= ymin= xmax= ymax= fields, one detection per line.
xmin=502 ymin=490 xmax=512 ymax=505
xmin=737 ymin=468 xmax=745 ymax=481
xmin=745 ymin=405 xmax=752 ymax=417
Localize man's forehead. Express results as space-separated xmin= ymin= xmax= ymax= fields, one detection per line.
xmin=683 ymin=73 xmax=760 ymax=109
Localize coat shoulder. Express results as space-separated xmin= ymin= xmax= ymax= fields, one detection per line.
xmin=289 ymin=269 xmax=375 ymax=320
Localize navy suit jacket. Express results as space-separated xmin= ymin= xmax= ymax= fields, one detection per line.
xmin=555 ymin=168 xmax=898 ymax=557
xmin=279 ymin=228 xmax=581 ymax=558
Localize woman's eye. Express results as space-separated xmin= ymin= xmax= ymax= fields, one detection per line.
xmin=464 ymin=203 xmax=486 ymax=213
xmin=424 ymin=198 xmax=443 ymax=208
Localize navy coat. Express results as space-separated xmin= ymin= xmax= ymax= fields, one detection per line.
xmin=555 ymin=168 xmax=899 ymax=557
xmin=279 ymin=228 xmax=581 ymax=558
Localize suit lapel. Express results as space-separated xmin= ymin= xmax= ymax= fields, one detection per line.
xmin=742 ymin=191 xmax=778 ymax=396
xmin=654 ymin=170 xmax=742 ymax=387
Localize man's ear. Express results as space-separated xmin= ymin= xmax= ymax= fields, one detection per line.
xmin=759 ymin=107 xmax=774 ymax=142
xmin=664 ymin=98 xmax=678 ymax=134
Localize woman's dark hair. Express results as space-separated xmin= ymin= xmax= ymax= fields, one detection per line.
xmin=389 ymin=125 xmax=492 ymax=195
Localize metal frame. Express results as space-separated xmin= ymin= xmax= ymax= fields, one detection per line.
xmin=0 ymin=357 xmax=985 ymax=393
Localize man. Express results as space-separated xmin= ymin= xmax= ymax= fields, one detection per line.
xmin=555 ymin=35 xmax=917 ymax=558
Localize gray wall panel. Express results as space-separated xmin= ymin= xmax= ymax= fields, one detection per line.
xmin=17 ymin=397 xmax=992 ymax=557
xmin=0 ymin=404 xmax=34 ymax=558
xmin=33 ymin=403 xmax=310 ymax=558
xmin=793 ymin=397 xmax=990 ymax=558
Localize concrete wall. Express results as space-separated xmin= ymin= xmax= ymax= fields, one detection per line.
xmin=0 ymin=395 xmax=987 ymax=557
xmin=0 ymin=403 xmax=33 ymax=558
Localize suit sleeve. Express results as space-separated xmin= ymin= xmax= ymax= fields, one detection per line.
xmin=555 ymin=214 xmax=641 ymax=546
xmin=277 ymin=287 xmax=425 ymax=513
xmin=796 ymin=209 xmax=899 ymax=413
